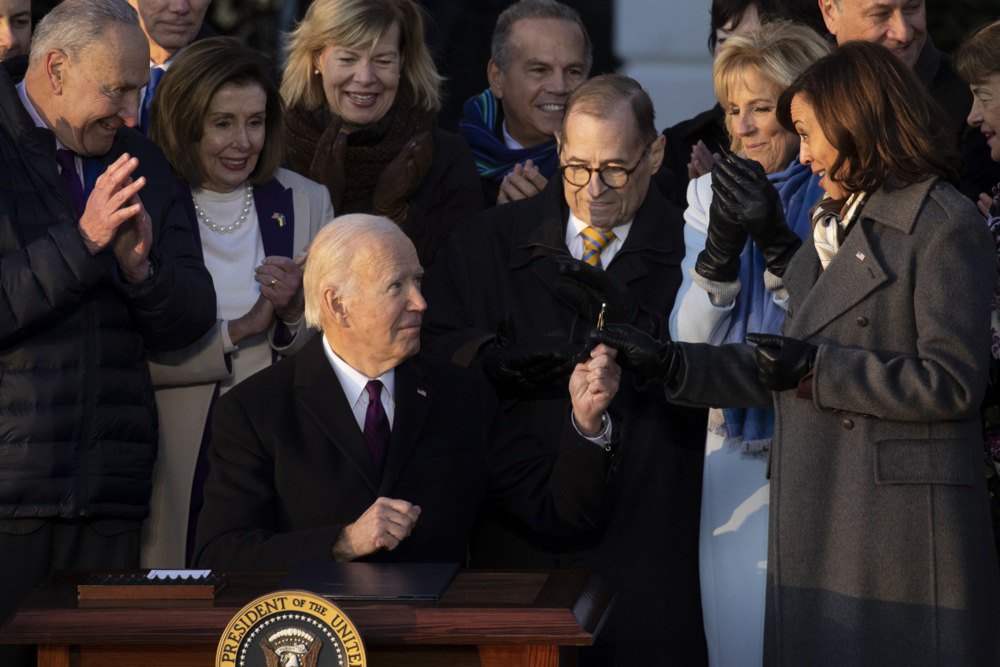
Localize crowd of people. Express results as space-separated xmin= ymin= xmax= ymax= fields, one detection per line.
xmin=1 ymin=0 xmax=999 ymax=665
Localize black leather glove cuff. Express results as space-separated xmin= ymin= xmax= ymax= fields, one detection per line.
xmin=695 ymin=248 xmax=741 ymax=283
xmin=755 ymin=229 xmax=801 ymax=278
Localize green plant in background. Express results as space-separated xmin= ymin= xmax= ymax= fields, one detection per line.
xmin=927 ymin=0 xmax=998 ymax=53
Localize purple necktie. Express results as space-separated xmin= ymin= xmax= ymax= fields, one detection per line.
xmin=363 ymin=380 xmax=390 ymax=472
xmin=55 ymin=149 xmax=84 ymax=217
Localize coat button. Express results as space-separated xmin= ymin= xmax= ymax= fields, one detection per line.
xmin=856 ymin=316 xmax=869 ymax=327
xmin=842 ymin=418 xmax=854 ymax=430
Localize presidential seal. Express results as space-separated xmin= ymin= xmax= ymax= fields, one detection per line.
xmin=216 ymin=590 xmax=366 ymax=667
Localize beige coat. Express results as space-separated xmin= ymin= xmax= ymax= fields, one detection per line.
xmin=141 ymin=168 xmax=333 ymax=567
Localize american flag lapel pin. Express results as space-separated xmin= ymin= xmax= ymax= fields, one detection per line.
xmin=855 ymin=252 xmax=865 ymax=261
xmin=416 ymin=388 xmax=427 ymax=397
xmin=272 ymin=213 xmax=286 ymax=228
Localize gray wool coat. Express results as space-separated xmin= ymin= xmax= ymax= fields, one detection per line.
xmin=673 ymin=177 xmax=1000 ymax=666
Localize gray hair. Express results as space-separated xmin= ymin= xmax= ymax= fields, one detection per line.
xmin=30 ymin=0 xmax=139 ymax=65
xmin=491 ymin=0 xmax=593 ymax=73
xmin=562 ymin=74 xmax=657 ymax=147
xmin=303 ymin=214 xmax=407 ymax=329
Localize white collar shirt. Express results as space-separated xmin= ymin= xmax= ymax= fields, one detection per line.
xmin=565 ymin=209 xmax=632 ymax=268
xmin=322 ymin=335 xmax=396 ymax=431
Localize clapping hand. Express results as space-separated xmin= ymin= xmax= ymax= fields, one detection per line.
xmin=372 ymin=131 xmax=434 ymax=221
xmin=255 ymin=256 xmax=305 ymax=323
xmin=712 ymin=154 xmax=801 ymax=277
xmin=311 ymin=115 xmax=347 ymax=211
xmin=498 ymin=159 xmax=548 ymax=205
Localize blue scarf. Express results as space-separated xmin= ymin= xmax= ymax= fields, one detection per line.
xmin=720 ymin=159 xmax=824 ymax=454
xmin=458 ymin=88 xmax=559 ymax=182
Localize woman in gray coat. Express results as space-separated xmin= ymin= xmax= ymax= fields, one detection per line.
xmin=592 ymin=42 xmax=1000 ymax=665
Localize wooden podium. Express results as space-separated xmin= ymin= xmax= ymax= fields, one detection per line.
xmin=0 ymin=569 xmax=613 ymax=667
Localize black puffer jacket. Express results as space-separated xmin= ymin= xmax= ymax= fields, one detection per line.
xmin=0 ymin=63 xmax=216 ymax=520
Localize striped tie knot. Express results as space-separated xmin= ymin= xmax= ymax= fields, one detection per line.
xmin=580 ymin=226 xmax=616 ymax=268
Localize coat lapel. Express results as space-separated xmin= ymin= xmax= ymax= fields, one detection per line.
xmin=786 ymin=219 xmax=889 ymax=339
xmin=252 ymin=177 xmax=295 ymax=258
xmin=379 ymin=357 xmax=433 ymax=494
xmin=294 ymin=338 xmax=380 ymax=493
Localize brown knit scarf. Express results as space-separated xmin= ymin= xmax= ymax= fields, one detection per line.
xmin=283 ymin=86 xmax=434 ymax=205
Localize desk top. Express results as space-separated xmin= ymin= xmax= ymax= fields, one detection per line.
xmin=0 ymin=569 xmax=613 ymax=647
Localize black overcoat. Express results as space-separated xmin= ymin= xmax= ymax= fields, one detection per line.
xmin=423 ymin=178 xmax=709 ymax=665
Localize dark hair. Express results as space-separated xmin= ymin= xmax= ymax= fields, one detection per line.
xmin=151 ymin=36 xmax=284 ymax=187
xmin=955 ymin=19 xmax=1000 ymax=86
xmin=491 ymin=0 xmax=592 ymax=74
xmin=708 ymin=0 xmax=829 ymax=54
xmin=777 ymin=41 xmax=958 ymax=194
xmin=561 ymin=74 xmax=656 ymax=147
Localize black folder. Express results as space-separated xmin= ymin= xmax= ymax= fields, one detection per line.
xmin=280 ymin=561 xmax=460 ymax=601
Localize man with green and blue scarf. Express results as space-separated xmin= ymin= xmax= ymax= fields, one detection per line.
xmin=459 ymin=0 xmax=590 ymax=206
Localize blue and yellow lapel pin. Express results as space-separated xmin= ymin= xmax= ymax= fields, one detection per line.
xmin=271 ymin=213 xmax=286 ymax=228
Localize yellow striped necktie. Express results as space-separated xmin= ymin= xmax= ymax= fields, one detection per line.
xmin=580 ymin=226 xmax=617 ymax=268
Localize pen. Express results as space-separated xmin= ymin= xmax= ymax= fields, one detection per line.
xmin=597 ymin=302 xmax=607 ymax=330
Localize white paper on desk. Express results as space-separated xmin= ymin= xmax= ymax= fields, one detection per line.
xmin=147 ymin=569 xmax=212 ymax=580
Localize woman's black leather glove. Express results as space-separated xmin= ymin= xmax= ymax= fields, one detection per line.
xmin=713 ymin=154 xmax=801 ymax=278
xmin=554 ymin=257 xmax=659 ymax=337
xmin=746 ymin=333 xmax=816 ymax=391
xmin=588 ymin=324 xmax=684 ymax=386
xmin=696 ymin=186 xmax=749 ymax=282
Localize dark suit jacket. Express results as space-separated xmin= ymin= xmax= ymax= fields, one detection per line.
xmin=422 ymin=178 xmax=709 ymax=665
xmin=192 ymin=338 xmax=613 ymax=569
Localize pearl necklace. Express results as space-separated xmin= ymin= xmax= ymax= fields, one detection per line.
xmin=193 ymin=183 xmax=254 ymax=234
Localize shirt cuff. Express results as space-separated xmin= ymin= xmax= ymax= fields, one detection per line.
xmin=220 ymin=320 xmax=237 ymax=353
xmin=572 ymin=410 xmax=614 ymax=451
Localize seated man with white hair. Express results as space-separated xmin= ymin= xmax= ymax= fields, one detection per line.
xmin=193 ymin=214 xmax=621 ymax=567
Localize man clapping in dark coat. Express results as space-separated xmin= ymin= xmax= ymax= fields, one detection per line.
xmin=0 ymin=2 xmax=215 ymax=664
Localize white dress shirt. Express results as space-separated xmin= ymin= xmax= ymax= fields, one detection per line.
xmin=322 ymin=335 xmax=396 ymax=431
xmin=565 ymin=209 xmax=632 ymax=267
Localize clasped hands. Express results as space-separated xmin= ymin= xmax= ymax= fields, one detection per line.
xmin=229 ymin=252 xmax=308 ymax=346
xmin=314 ymin=115 xmax=433 ymax=222
xmin=77 ymin=152 xmax=153 ymax=284
xmin=696 ymin=153 xmax=802 ymax=282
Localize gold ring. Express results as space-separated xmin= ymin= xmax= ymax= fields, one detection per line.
xmin=269 ymin=278 xmax=278 ymax=287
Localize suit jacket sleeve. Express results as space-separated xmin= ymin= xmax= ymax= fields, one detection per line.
xmin=112 ymin=165 xmax=216 ymax=351
xmin=812 ymin=205 xmax=993 ymax=421
xmin=192 ymin=388 xmax=345 ymax=568
xmin=479 ymin=374 xmax=614 ymax=535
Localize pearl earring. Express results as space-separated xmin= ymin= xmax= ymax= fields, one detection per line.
xmin=314 ymin=69 xmax=320 ymax=75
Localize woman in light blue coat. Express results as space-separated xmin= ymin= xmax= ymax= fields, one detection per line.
xmin=668 ymin=21 xmax=828 ymax=666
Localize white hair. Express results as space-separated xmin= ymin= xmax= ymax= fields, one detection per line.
xmin=303 ymin=214 xmax=406 ymax=330
xmin=30 ymin=0 xmax=139 ymax=65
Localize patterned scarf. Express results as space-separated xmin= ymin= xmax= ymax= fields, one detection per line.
xmin=811 ymin=191 xmax=868 ymax=269
xmin=458 ymin=88 xmax=559 ymax=182
xmin=283 ymin=86 xmax=435 ymax=205
xmin=718 ymin=159 xmax=824 ymax=456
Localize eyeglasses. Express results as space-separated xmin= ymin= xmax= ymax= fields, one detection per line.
xmin=558 ymin=144 xmax=651 ymax=189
